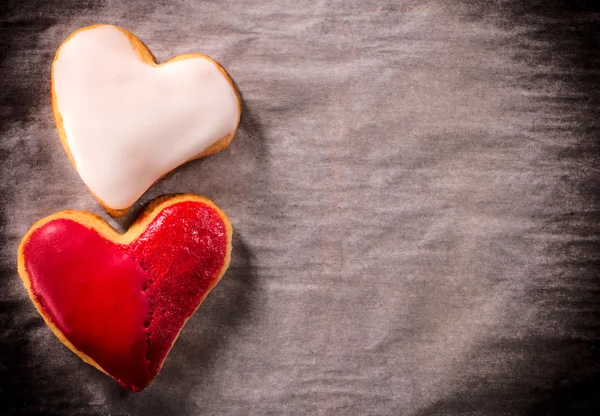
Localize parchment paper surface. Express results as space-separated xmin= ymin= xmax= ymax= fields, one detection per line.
xmin=1 ymin=1 xmax=599 ymax=414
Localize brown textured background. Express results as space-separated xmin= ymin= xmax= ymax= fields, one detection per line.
xmin=1 ymin=1 xmax=600 ymax=415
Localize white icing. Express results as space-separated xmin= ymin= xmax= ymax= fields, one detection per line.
xmin=53 ymin=25 xmax=240 ymax=209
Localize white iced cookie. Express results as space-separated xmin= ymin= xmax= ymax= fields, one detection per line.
xmin=52 ymin=24 xmax=241 ymax=217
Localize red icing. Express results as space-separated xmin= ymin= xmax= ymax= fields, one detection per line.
xmin=22 ymin=201 xmax=229 ymax=391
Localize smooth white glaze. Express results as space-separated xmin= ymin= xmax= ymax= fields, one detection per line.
xmin=53 ymin=25 xmax=240 ymax=210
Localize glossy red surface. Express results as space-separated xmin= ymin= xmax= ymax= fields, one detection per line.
xmin=22 ymin=201 xmax=229 ymax=391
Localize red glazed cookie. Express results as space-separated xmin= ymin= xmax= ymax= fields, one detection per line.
xmin=17 ymin=194 xmax=232 ymax=391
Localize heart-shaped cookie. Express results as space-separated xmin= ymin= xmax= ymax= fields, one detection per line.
xmin=52 ymin=25 xmax=241 ymax=217
xmin=17 ymin=194 xmax=232 ymax=391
